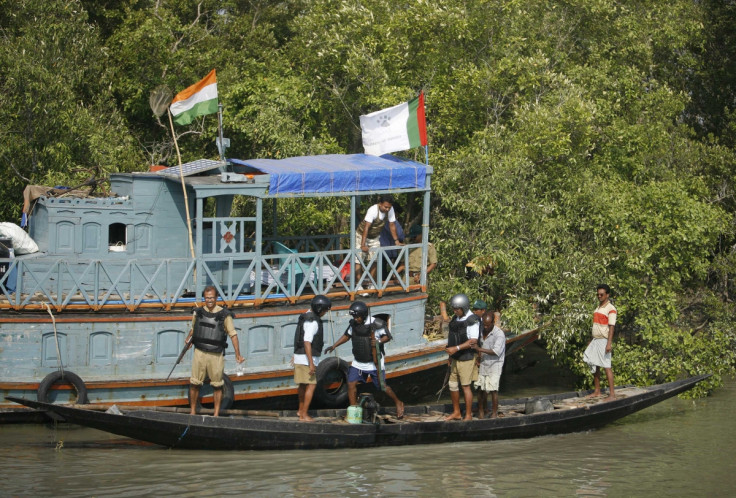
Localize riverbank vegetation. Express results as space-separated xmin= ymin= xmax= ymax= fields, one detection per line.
xmin=1 ymin=0 xmax=734 ymax=395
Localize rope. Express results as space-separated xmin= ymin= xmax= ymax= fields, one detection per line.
xmin=175 ymin=425 xmax=190 ymax=446
xmin=44 ymin=303 xmax=64 ymax=376
xmin=328 ymin=309 xmax=337 ymax=358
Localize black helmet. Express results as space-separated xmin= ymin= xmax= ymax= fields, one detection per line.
xmin=349 ymin=301 xmax=369 ymax=320
xmin=449 ymin=293 xmax=470 ymax=314
xmin=311 ymin=295 xmax=331 ymax=314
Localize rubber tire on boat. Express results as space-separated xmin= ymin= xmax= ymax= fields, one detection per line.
xmin=37 ymin=371 xmax=89 ymax=404
xmin=188 ymin=374 xmax=234 ymax=411
xmin=315 ymin=357 xmax=350 ymax=408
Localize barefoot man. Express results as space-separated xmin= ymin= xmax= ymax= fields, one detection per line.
xmin=584 ymin=284 xmax=616 ymax=401
xmin=443 ymin=293 xmax=480 ymax=421
xmin=293 ymin=295 xmax=331 ymax=421
xmin=325 ymin=301 xmax=404 ymax=419
xmin=472 ymin=311 xmax=505 ymax=418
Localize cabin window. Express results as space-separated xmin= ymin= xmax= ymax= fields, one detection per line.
xmin=55 ymin=221 xmax=75 ymax=254
xmin=41 ymin=332 xmax=68 ymax=367
xmin=157 ymin=330 xmax=187 ymax=363
xmin=109 ymin=222 xmax=127 ymax=251
xmin=282 ymin=320 xmax=299 ymax=350
xmin=83 ymin=222 xmax=101 ymax=253
xmin=89 ymin=332 xmax=113 ymax=366
xmin=248 ymin=325 xmax=274 ymax=355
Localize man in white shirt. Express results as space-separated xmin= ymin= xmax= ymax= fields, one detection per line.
xmin=325 ymin=301 xmax=405 ymax=418
xmin=293 ymin=295 xmax=331 ymax=421
xmin=354 ymin=194 xmax=403 ymax=292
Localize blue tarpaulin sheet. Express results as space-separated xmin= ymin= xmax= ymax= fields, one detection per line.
xmin=230 ymin=154 xmax=427 ymax=195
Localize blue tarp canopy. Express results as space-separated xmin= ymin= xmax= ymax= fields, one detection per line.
xmin=230 ymin=154 xmax=427 ymax=195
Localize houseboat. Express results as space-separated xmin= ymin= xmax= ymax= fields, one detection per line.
xmin=0 ymin=153 xmax=447 ymax=413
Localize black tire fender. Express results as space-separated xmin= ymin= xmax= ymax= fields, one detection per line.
xmin=37 ymin=370 xmax=89 ymax=404
xmin=188 ymin=374 xmax=234 ymax=411
xmin=315 ymin=356 xmax=350 ymax=408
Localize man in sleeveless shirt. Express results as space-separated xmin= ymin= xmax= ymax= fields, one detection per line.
xmin=584 ymin=284 xmax=617 ymax=401
xmin=185 ymin=286 xmax=244 ymax=416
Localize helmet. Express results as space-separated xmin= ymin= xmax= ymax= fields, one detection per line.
xmin=310 ymin=295 xmax=331 ymax=314
xmin=349 ymin=301 xmax=369 ymax=320
xmin=449 ymin=293 xmax=470 ymax=314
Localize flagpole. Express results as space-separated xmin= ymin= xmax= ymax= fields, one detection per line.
xmin=167 ymin=109 xmax=196 ymax=261
xmin=217 ymin=102 xmax=225 ymax=161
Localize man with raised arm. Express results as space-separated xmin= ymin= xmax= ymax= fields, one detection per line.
xmin=325 ymin=301 xmax=404 ymax=418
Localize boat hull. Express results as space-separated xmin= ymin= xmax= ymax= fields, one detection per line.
xmin=6 ymin=374 xmax=709 ymax=450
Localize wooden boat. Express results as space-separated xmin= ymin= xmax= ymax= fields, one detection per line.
xmin=1 ymin=153 xmax=450 ymax=413
xmin=6 ymin=374 xmax=709 ymax=450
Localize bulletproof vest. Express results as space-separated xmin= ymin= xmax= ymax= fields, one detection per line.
xmin=192 ymin=307 xmax=231 ymax=354
xmin=293 ymin=311 xmax=324 ymax=357
xmin=350 ymin=319 xmax=374 ymax=363
xmin=448 ymin=314 xmax=479 ymax=361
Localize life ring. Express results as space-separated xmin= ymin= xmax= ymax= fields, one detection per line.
xmin=315 ymin=357 xmax=350 ymax=408
xmin=188 ymin=374 xmax=234 ymax=411
xmin=37 ymin=370 xmax=89 ymax=404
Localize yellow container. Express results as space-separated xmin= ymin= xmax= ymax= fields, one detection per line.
xmin=346 ymin=405 xmax=363 ymax=424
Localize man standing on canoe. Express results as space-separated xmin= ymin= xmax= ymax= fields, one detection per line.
xmin=473 ymin=311 xmax=505 ymax=418
xmin=444 ymin=293 xmax=480 ymax=421
xmin=584 ymin=284 xmax=617 ymax=401
xmin=325 ymin=301 xmax=405 ymax=419
xmin=186 ymin=286 xmax=244 ymax=416
xmin=293 ymin=295 xmax=332 ymax=421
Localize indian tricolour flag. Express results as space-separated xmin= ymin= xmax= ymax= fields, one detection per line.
xmin=170 ymin=69 xmax=218 ymax=125
xmin=359 ymin=92 xmax=427 ymax=156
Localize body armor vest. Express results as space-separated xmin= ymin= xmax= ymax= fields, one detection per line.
xmin=350 ymin=320 xmax=374 ymax=363
xmin=448 ymin=314 xmax=479 ymax=361
xmin=293 ymin=311 xmax=324 ymax=357
xmin=192 ymin=307 xmax=230 ymax=354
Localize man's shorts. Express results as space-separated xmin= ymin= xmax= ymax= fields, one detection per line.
xmin=448 ymin=358 xmax=476 ymax=389
xmin=474 ymin=361 xmax=503 ymax=392
xmin=347 ymin=366 xmax=383 ymax=389
xmin=190 ymin=348 xmax=225 ymax=387
xmin=294 ymin=364 xmax=316 ymax=385
xmin=354 ymin=232 xmax=381 ymax=264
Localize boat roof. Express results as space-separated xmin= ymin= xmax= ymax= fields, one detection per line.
xmin=150 ymin=153 xmax=431 ymax=198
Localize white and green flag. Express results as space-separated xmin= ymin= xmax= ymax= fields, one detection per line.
xmin=360 ymin=92 xmax=427 ymax=156
xmin=170 ymin=69 xmax=218 ymax=125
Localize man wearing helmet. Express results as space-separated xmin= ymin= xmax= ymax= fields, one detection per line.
xmin=293 ymin=295 xmax=331 ymax=421
xmin=325 ymin=301 xmax=405 ymax=419
xmin=444 ymin=293 xmax=481 ymax=421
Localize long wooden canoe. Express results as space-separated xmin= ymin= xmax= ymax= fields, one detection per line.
xmin=6 ymin=374 xmax=709 ymax=450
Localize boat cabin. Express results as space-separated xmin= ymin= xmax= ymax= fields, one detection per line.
xmin=1 ymin=154 xmax=433 ymax=312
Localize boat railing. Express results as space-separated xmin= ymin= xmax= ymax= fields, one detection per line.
xmin=0 ymin=241 xmax=424 ymax=312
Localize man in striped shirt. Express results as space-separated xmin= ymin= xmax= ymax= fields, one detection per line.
xmin=584 ymin=284 xmax=617 ymax=401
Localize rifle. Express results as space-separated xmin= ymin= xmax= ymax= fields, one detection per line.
xmin=166 ymin=338 xmax=192 ymax=381
xmin=435 ymin=361 xmax=452 ymax=402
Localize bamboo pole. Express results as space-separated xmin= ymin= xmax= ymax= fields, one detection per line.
xmin=67 ymin=403 xmax=280 ymax=418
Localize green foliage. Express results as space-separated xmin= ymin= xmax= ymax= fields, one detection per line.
xmin=0 ymin=0 xmax=734 ymax=396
